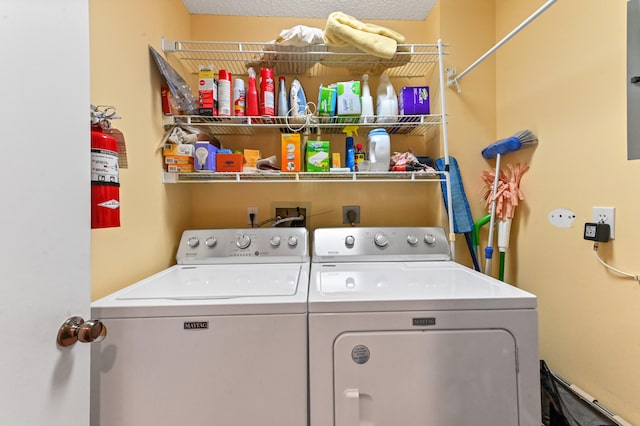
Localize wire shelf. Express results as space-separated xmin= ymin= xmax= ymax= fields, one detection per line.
xmin=163 ymin=114 xmax=442 ymax=136
xmin=163 ymin=170 xmax=445 ymax=183
xmin=162 ymin=39 xmax=446 ymax=78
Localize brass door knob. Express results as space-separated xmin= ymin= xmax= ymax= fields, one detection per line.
xmin=57 ymin=316 xmax=107 ymax=347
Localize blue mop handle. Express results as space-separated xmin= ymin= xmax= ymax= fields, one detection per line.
xmin=481 ymin=136 xmax=521 ymax=159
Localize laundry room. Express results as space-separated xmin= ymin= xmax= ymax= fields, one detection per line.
xmin=86 ymin=0 xmax=639 ymax=424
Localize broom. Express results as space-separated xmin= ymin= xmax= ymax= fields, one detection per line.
xmin=481 ymin=130 xmax=537 ymax=276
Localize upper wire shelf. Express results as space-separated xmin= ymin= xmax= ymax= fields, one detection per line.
xmin=161 ymin=38 xmax=447 ymax=79
xmin=163 ymin=114 xmax=442 ymax=136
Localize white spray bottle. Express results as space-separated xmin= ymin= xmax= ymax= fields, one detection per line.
xmin=360 ymin=74 xmax=374 ymax=124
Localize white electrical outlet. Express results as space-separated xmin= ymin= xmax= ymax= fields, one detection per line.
xmin=247 ymin=207 xmax=258 ymax=225
xmin=592 ymin=206 xmax=615 ymax=239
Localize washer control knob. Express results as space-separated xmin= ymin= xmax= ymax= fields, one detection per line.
xmin=236 ymin=234 xmax=251 ymax=249
xmin=270 ymin=235 xmax=281 ymax=247
xmin=374 ymin=233 xmax=389 ymax=248
xmin=186 ymin=237 xmax=200 ymax=248
xmin=287 ymin=236 xmax=298 ymax=247
xmin=204 ymin=237 xmax=217 ymax=248
xmin=345 ymin=235 xmax=355 ymax=247
xmin=424 ymin=233 xmax=437 ymax=245
xmin=407 ymin=234 xmax=419 ymax=245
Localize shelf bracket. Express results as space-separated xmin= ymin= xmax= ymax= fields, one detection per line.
xmin=447 ymin=0 xmax=558 ymax=93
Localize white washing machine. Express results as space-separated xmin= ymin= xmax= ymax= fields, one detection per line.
xmin=308 ymin=227 xmax=540 ymax=426
xmin=91 ymin=228 xmax=309 ymax=426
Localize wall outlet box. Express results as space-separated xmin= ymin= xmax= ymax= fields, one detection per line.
xmin=592 ymin=206 xmax=615 ymax=239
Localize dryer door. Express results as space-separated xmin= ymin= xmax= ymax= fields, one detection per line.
xmin=334 ymin=329 xmax=519 ymax=425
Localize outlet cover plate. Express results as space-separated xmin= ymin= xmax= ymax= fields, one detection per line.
xmin=592 ymin=206 xmax=615 ymax=239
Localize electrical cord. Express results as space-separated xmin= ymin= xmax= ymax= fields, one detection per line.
xmin=592 ymin=242 xmax=640 ymax=281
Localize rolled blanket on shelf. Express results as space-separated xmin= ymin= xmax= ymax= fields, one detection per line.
xmin=323 ymin=11 xmax=406 ymax=59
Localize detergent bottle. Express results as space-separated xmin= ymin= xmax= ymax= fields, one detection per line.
xmin=367 ymin=128 xmax=391 ymax=172
xmin=376 ymin=74 xmax=398 ymax=123
xmin=359 ymin=74 xmax=374 ymax=124
xmin=342 ymin=126 xmax=358 ymax=172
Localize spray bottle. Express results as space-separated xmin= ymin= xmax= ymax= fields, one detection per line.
xmin=342 ymin=126 xmax=358 ymax=172
xmin=245 ymin=67 xmax=259 ymax=116
xmin=360 ymin=74 xmax=374 ymax=124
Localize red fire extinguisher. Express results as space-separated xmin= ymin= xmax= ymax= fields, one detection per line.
xmin=90 ymin=105 xmax=120 ymax=229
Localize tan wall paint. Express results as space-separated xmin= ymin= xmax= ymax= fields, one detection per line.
xmin=495 ymin=0 xmax=639 ymax=422
xmin=89 ymin=0 xmax=193 ymax=299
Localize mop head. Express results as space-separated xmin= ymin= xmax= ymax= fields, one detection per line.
xmin=481 ymin=130 xmax=538 ymax=159
xmin=436 ymin=157 xmax=474 ymax=233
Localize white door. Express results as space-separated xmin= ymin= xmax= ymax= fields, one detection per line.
xmin=0 ymin=1 xmax=91 ymax=425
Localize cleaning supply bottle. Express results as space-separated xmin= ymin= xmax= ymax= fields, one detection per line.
xmin=376 ymin=74 xmax=398 ymax=123
xmin=360 ymin=74 xmax=374 ymax=124
xmin=355 ymin=143 xmax=365 ymax=171
xmin=259 ymin=67 xmax=275 ymax=116
xmin=245 ymin=67 xmax=259 ymax=116
xmin=367 ymin=128 xmax=391 ymax=172
xmin=217 ymin=69 xmax=232 ymax=116
xmin=342 ymin=126 xmax=358 ymax=172
xmin=233 ymin=78 xmax=245 ymax=116
xmin=277 ymin=76 xmax=289 ymax=116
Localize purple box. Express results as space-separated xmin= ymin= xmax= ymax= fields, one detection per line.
xmin=194 ymin=142 xmax=218 ymax=171
xmin=399 ymin=86 xmax=430 ymax=115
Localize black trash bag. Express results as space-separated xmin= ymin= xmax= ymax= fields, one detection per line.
xmin=540 ymin=360 xmax=617 ymax=426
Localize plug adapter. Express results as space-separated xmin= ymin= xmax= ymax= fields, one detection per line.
xmin=584 ymin=222 xmax=610 ymax=242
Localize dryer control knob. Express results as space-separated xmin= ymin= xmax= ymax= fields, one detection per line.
xmin=287 ymin=236 xmax=298 ymax=247
xmin=236 ymin=234 xmax=251 ymax=249
xmin=270 ymin=235 xmax=281 ymax=247
xmin=407 ymin=235 xmax=419 ymax=245
xmin=424 ymin=234 xmax=437 ymax=245
xmin=374 ymin=233 xmax=389 ymax=248
xmin=345 ymin=235 xmax=355 ymax=247
xmin=186 ymin=237 xmax=200 ymax=248
xmin=205 ymin=237 xmax=217 ymax=248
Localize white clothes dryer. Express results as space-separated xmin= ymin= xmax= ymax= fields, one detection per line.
xmin=308 ymin=227 xmax=540 ymax=426
xmin=91 ymin=228 xmax=309 ymax=426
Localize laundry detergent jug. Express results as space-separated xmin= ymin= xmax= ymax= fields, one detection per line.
xmin=367 ymin=128 xmax=390 ymax=172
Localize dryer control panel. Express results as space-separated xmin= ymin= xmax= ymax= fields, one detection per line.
xmin=312 ymin=227 xmax=451 ymax=263
xmin=176 ymin=228 xmax=309 ymax=264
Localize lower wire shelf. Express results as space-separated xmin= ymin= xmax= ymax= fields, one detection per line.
xmin=163 ymin=170 xmax=445 ymax=183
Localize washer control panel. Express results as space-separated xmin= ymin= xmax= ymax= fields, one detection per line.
xmin=313 ymin=227 xmax=451 ymax=262
xmin=176 ymin=228 xmax=309 ymax=264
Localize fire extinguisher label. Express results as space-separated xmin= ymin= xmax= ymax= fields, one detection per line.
xmin=91 ymin=148 xmax=119 ymax=183
xmin=97 ymin=199 xmax=120 ymax=209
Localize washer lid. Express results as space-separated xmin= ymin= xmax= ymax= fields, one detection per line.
xmin=92 ymin=263 xmax=308 ymax=317
xmin=308 ymin=261 xmax=537 ymax=312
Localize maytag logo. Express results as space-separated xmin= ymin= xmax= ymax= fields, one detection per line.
xmin=184 ymin=321 xmax=209 ymax=330
xmin=412 ymin=317 xmax=436 ymax=326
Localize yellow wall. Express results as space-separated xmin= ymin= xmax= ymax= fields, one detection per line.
xmin=89 ymin=0 xmax=193 ymax=299
xmin=89 ymin=0 xmax=640 ymax=422
xmin=494 ymin=0 xmax=640 ymax=422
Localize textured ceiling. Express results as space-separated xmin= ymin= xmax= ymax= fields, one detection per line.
xmin=181 ymin=0 xmax=437 ymax=21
